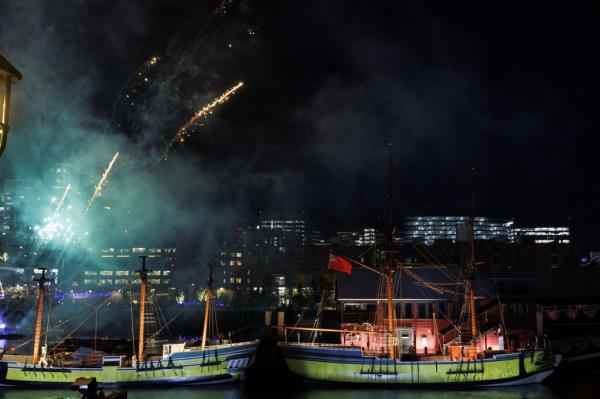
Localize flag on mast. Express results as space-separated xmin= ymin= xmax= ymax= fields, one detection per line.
xmin=328 ymin=253 xmax=352 ymax=275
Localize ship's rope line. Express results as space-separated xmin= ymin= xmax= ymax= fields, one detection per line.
xmin=412 ymin=244 xmax=459 ymax=283
xmin=146 ymin=306 xmax=189 ymax=342
xmin=329 ymin=243 xmax=378 ymax=327
xmin=13 ymin=292 xmax=115 ymax=352
xmin=414 ymin=242 xmax=450 ymax=269
xmin=211 ymin=294 xmax=219 ymax=341
xmin=147 ymin=285 xmax=171 ymax=342
xmin=289 ymin=259 xmax=336 ymax=341
xmin=47 ymin=281 xmax=137 ymax=356
xmin=310 ymin=283 xmax=327 ymax=343
xmin=48 ymin=311 xmax=96 ymax=356
xmin=155 ymin=292 xmax=171 ymax=337
xmin=412 ymin=243 xmax=459 ymax=283
xmin=13 ymin=309 xmax=91 ymax=351
xmin=129 ymin=284 xmax=136 ymax=358
xmin=407 ymin=273 xmax=462 ymax=338
xmin=399 ymin=264 xmax=455 ymax=295
xmin=432 ymin=303 xmax=443 ymax=353
xmin=43 ymin=285 xmax=53 ymax=349
xmin=436 ymin=243 xmax=459 ymax=269
xmin=487 ymin=246 xmax=511 ymax=351
xmin=12 ymin=282 xmax=136 ymax=352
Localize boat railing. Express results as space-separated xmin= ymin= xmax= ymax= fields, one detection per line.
xmin=283 ymin=342 xmax=362 ymax=351
xmin=187 ymin=339 xmax=258 ymax=351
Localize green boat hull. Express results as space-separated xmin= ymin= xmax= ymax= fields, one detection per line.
xmin=280 ymin=344 xmax=556 ymax=387
xmin=0 ymin=341 xmax=258 ymax=388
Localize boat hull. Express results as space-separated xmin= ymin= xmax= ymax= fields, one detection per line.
xmin=0 ymin=340 xmax=258 ymax=388
xmin=280 ymin=344 xmax=555 ymax=387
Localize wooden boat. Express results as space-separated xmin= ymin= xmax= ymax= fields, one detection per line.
xmin=280 ymin=150 xmax=559 ymax=387
xmin=0 ymin=259 xmax=258 ymax=387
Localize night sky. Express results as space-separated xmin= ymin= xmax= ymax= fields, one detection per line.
xmin=1 ymin=1 xmax=599 ymax=251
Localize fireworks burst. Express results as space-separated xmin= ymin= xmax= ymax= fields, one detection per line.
xmin=86 ymin=152 xmax=120 ymax=211
xmin=161 ymin=82 xmax=244 ymax=160
xmin=32 ymin=184 xmax=75 ymax=245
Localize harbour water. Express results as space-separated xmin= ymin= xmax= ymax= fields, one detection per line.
xmin=1 ymin=374 xmax=600 ymax=399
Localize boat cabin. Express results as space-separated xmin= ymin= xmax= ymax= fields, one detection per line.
xmin=162 ymin=342 xmax=186 ymax=359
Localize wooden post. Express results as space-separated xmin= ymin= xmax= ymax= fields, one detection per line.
xmin=469 ymin=284 xmax=477 ymax=339
xmin=386 ymin=273 xmax=395 ymax=359
xmin=32 ymin=268 xmax=48 ymax=365
xmin=137 ymin=256 xmax=149 ymax=361
xmin=201 ymin=264 xmax=214 ymax=350
xmin=201 ymin=287 xmax=211 ymax=349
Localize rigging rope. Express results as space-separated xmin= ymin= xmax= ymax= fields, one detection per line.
xmin=129 ymin=285 xmax=136 ymax=358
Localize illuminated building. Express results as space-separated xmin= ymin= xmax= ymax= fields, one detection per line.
xmin=509 ymin=226 xmax=570 ymax=244
xmin=77 ymin=246 xmax=176 ymax=290
xmin=1 ymin=179 xmax=37 ymax=267
xmin=257 ymin=211 xmax=307 ymax=247
xmin=333 ymin=231 xmax=359 ymax=246
xmin=216 ymin=212 xmax=328 ymax=305
xmin=309 ymin=230 xmax=329 ymax=247
xmin=403 ymin=216 xmax=514 ymax=245
xmin=333 ymin=228 xmax=378 ymax=246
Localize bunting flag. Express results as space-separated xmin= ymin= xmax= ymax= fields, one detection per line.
xmin=328 ymin=253 xmax=353 ymax=275
xmin=583 ymin=307 xmax=598 ymax=319
xmin=546 ymin=310 xmax=561 ymax=320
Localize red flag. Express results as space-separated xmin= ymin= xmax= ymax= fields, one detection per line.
xmin=328 ymin=254 xmax=352 ymax=275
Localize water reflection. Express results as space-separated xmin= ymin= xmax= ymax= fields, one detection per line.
xmin=290 ymin=386 xmax=557 ymax=399
xmin=0 ymin=386 xmax=244 ymax=399
xmin=0 ymin=385 xmax=559 ymax=399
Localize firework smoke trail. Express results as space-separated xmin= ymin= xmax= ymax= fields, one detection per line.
xmin=53 ymin=184 xmax=71 ymax=218
xmin=161 ymin=82 xmax=244 ymax=161
xmin=110 ymin=56 xmax=161 ymax=127
xmin=174 ymin=0 xmax=234 ymax=75
xmin=86 ymin=152 xmax=120 ymax=211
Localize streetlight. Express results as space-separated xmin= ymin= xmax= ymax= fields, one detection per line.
xmin=0 ymin=53 xmax=23 ymax=157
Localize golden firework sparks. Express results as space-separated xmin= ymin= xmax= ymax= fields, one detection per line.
xmin=161 ymin=81 xmax=244 ymax=160
xmin=86 ymin=152 xmax=119 ymax=211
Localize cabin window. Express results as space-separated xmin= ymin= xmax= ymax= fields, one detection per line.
xmin=403 ymin=303 xmax=413 ymax=319
xmin=418 ymin=303 xmax=428 ymax=319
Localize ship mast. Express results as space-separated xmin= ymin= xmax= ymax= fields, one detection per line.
xmin=32 ymin=267 xmax=48 ymax=365
xmin=201 ymin=263 xmax=214 ymax=350
xmin=137 ymin=256 xmax=149 ymax=361
xmin=466 ymin=168 xmax=478 ymax=341
xmin=384 ymin=143 xmax=397 ymax=359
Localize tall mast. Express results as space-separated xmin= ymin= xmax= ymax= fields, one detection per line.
xmin=201 ymin=263 xmax=214 ymax=350
xmin=467 ymin=168 xmax=478 ymax=340
xmin=137 ymin=256 xmax=149 ymax=361
xmin=384 ymin=143 xmax=396 ymax=359
xmin=32 ymin=267 xmax=48 ymax=365
xmin=385 ymin=143 xmax=395 ymax=248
